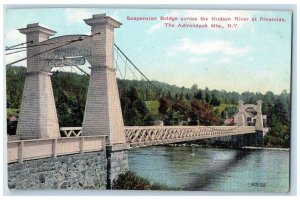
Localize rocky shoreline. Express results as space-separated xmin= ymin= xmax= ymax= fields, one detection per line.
xmin=165 ymin=143 xmax=290 ymax=151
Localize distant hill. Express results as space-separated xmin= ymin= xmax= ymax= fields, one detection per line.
xmin=6 ymin=66 xmax=290 ymax=113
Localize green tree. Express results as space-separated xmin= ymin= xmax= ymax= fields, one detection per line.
xmin=224 ymin=105 xmax=238 ymax=118
xmin=158 ymin=96 xmax=169 ymax=116
xmin=172 ymin=95 xmax=191 ymax=122
xmin=51 ymin=71 xmax=89 ymax=127
xmin=195 ymin=89 xmax=203 ymax=100
xmin=210 ymin=94 xmax=220 ymax=106
xmin=6 ymin=66 xmax=26 ymax=109
xmin=121 ymin=86 xmax=151 ymax=126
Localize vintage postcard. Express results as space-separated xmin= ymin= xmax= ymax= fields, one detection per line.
xmin=5 ymin=8 xmax=292 ymax=192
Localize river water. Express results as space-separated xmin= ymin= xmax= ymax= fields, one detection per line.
xmin=128 ymin=146 xmax=289 ymax=192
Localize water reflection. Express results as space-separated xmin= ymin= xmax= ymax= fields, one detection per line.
xmin=183 ymin=150 xmax=251 ymax=190
xmin=128 ymin=146 xmax=289 ymax=192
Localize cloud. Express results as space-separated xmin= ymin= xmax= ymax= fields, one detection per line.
xmin=5 ymin=50 xmax=27 ymax=66
xmin=4 ymin=29 xmax=27 ymax=66
xmin=5 ymin=29 xmax=26 ymax=46
xmin=215 ymin=57 xmax=232 ymax=64
xmin=147 ymin=23 xmax=164 ymax=34
xmin=65 ymin=9 xmax=97 ymax=23
xmin=169 ymin=38 xmax=251 ymax=57
xmin=188 ymin=57 xmax=207 ymax=63
xmin=110 ymin=11 xmax=121 ymax=22
xmin=64 ymin=9 xmax=120 ymax=25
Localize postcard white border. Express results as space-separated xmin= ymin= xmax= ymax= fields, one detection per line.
xmin=1 ymin=1 xmax=298 ymax=199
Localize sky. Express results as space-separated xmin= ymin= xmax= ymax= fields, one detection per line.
xmin=4 ymin=8 xmax=292 ymax=95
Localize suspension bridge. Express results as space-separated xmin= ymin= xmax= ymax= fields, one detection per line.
xmin=6 ymin=13 xmax=265 ymax=190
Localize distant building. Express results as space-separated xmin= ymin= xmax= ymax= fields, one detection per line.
xmin=224 ymin=118 xmax=234 ymax=126
xmin=233 ymin=100 xmax=266 ymax=130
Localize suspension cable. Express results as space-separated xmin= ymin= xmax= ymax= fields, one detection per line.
xmin=6 ymin=32 xmax=100 ymax=66
xmin=114 ymin=44 xmax=159 ymax=91
xmin=6 ymin=42 xmax=59 ymax=51
xmin=114 ymin=45 xmax=240 ymax=130
xmin=73 ymin=65 xmax=90 ymax=76
xmin=114 ymin=58 xmax=125 ymax=80
xmin=5 ymin=49 xmax=27 ymax=55
xmin=7 ymin=40 xmax=75 ymax=66
xmin=5 ymin=41 xmax=33 ymax=51
xmin=5 ymin=34 xmax=92 ymax=51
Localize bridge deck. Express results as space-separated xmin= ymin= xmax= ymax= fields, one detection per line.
xmin=7 ymin=126 xmax=256 ymax=163
xmin=58 ymin=126 xmax=256 ymax=148
xmin=125 ymin=126 xmax=256 ymax=148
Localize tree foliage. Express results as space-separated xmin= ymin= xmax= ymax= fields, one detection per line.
xmin=120 ymin=86 xmax=152 ymax=126
xmin=6 ymin=66 xmax=26 ymax=109
xmin=6 ymin=66 xmax=291 ymax=147
xmin=52 ymin=71 xmax=89 ymax=127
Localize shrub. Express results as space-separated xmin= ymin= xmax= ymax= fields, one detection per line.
xmin=112 ymin=171 xmax=176 ymax=190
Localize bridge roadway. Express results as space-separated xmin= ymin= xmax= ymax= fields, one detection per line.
xmin=8 ymin=126 xmax=256 ymax=164
xmin=125 ymin=126 xmax=255 ymax=148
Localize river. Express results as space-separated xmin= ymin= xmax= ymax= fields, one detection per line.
xmin=128 ymin=146 xmax=289 ymax=192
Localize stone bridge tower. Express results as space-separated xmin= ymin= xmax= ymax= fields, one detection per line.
xmin=17 ymin=24 xmax=59 ymax=139
xmin=82 ymin=14 xmax=126 ymax=146
xmin=14 ymin=14 xmax=129 ymax=189
xmin=83 ymin=14 xmax=129 ymax=188
xmin=255 ymin=100 xmax=264 ymax=131
xmin=235 ymin=100 xmax=245 ymax=126
xmin=234 ymin=99 xmax=265 ymax=145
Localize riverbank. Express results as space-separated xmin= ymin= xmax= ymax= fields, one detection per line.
xmin=165 ymin=143 xmax=290 ymax=151
xmin=242 ymin=146 xmax=290 ymax=151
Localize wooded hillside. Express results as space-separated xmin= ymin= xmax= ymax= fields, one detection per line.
xmin=6 ymin=66 xmax=291 ymax=147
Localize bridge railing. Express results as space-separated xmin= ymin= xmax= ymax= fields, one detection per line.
xmin=7 ymin=135 xmax=107 ymax=164
xmin=60 ymin=127 xmax=82 ymax=137
xmin=57 ymin=126 xmax=256 ymax=148
xmin=125 ymin=126 xmax=256 ymax=147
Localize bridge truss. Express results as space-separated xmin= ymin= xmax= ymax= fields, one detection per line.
xmin=60 ymin=126 xmax=256 ymax=148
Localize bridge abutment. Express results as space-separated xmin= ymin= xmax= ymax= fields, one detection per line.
xmin=8 ymin=151 xmax=107 ymax=190
xmin=106 ymin=146 xmax=129 ymax=189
